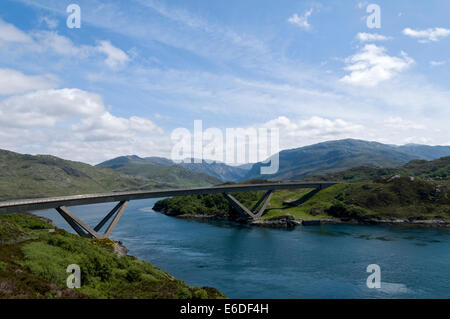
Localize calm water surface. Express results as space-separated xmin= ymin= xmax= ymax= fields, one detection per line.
xmin=36 ymin=199 xmax=450 ymax=298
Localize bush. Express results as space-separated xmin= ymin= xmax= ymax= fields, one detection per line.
xmin=192 ymin=288 xmax=209 ymax=299
xmin=326 ymin=201 xmax=368 ymax=219
xmin=125 ymin=267 xmax=142 ymax=283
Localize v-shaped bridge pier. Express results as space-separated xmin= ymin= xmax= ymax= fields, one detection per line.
xmin=223 ymin=190 xmax=274 ymax=220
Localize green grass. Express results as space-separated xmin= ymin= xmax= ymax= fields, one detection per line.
xmin=0 ymin=150 xmax=168 ymax=201
xmin=154 ymin=177 xmax=450 ymax=221
xmin=305 ymin=156 xmax=450 ymax=182
xmin=97 ymin=156 xmax=221 ymax=188
xmin=0 ymin=213 xmax=225 ymax=299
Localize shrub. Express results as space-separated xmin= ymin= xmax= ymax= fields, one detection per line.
xmin=192 ymin=288 xmax=209 ymax=299
xmin=125 ymin=267 xmax=142 ymax=283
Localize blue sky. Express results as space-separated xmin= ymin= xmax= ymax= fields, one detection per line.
xmin=0 ymin=0 xmax=450 ymax=164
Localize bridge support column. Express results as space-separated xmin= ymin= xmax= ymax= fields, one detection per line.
xmin=223 ymin=190 xmax=274 ymax=220
xmin=56 ymin=201 xmax=129 ymax=239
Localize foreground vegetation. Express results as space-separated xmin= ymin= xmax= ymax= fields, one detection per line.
xmin=0 ymin=213 xmax=224 ymax=299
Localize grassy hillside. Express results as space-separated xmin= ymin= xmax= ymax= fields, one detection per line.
xmin=0 ymin=213 xmax=224 ymax=299
xmin=305 ymin=156 xmax=450 ymax=182
xmin=154 ymin=156 xmax=450 ymax=222
xmin=245 ymin=139 xmax=419 ymax=181
xmin=0 ymin=150 xmax=174 ymax=201
xmin=97 ymin=156 xmax=221 ymax=187
xmin=154 ymin=178 xmax=450 ymax=222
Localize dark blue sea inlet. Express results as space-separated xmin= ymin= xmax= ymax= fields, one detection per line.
xmin=36 ymin=199 xmax=450 ymax=299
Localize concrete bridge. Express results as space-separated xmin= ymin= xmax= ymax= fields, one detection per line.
xmin=0 ymin=182 xmax=338 ymax=239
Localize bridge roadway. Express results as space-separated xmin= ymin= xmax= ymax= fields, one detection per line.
xmin=0 ymin=181 xmax=338 ymax=238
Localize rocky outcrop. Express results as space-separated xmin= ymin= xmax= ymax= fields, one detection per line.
xmin=250 ymin=216 xmax=300 ymax=228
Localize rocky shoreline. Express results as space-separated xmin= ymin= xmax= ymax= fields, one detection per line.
xmin=251 ymin=217 xmax=450 ymax=228
xmin=166 ymin=213 xmax=450 ymax=228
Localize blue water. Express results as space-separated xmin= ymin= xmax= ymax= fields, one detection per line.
xmin=35 ymin=199 xmax=450 ymax=299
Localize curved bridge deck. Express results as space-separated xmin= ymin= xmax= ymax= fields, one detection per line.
xmin=0 ymin=181 xmax=338 ymax=238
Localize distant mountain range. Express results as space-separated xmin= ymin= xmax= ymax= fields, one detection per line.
xmin=244 ymin=139 xmax=450 ymax=181
xmin=1 ymin=139 xmax=449 ymax=201
xmin=0 ymin=150 xmax=221 ymax=201
xmin=96 ymin=139 xmax=450 ymax=183
xmin=178 ymin=159 xmax=250 ymax=182
xmin=0 ymin=150 xmax=157 ymax=200
xmin=96 ymin=155 xmax=222 ymax=187
xmin=395 ymin=144 xmax=450 ymax=161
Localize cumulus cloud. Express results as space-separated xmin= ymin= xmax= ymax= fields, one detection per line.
xmin=0 ymin=88 xmax=105 ymax=128
xmin=0 ymin=87 xmax=164 ymax=162
xmin=340 ymin=44 xmax=414 ymax=87
xmin=403 ymin=27 xmax=450 ymax=43
xmin=0 ymin=69 xmax=58 ymax=95
xmin=288 ymin=9 xmax=313 ymax=30
xmin=356 ymin=32 xmax=390 ymax=42
xmin=72 ymin=113 xmax=163 ymax=142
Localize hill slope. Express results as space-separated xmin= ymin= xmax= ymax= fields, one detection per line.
xmin=0 ymin=213 xmax=224 ymax=299
xmin=0 ymin=150 xmax=168 ymax=201
xmin=154 ymin=155 xmax=450 ymax=223
xmin=397 ymin=144 xmax=450 ymax=161
xmin=306 ymin=156 xmax=450 ymax=182
xmin=97 ymin=156 xmax=221 ymax=187
xmin=244 ymin=139 xmax=420 ymax=181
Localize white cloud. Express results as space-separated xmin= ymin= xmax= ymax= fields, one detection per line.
xmin=0 ymin=19 xmax=32 ymax=43
xmin=0 ymin=69 xmax=58 ymax=95
xmin=0 ymin=88 xmax=105 ymax=128
xmin=0 ymin=87 xmax=162 ymax=134
xmin=356 ymin=32 xmax=390 ymax=42
xmin=96 ymin=40 xmax=131 ymax=68
xmin=39 ymin=16 xmax=58 ymax=29
xmin=340 ymin=44 xmax=414 ymax=87
xmin=403 ymin=27 xmax=450 ymax=43
xmin=0 ymin=20 xmax=130 ymax=68
xmin=384 ymin=117 xmax=425 ymax=130
xmin=72 ymin=113 xmax=163 ymax=142
xmin=357 ymin=2 xmax=369 ymax=9
xmin=32 ymin=31 xmax=86 ymax=56
xmin=32 ymin=33 xmax=130 ymax=68
xmin=430 ymin=60 xmax=447 ymax=67
xmin=0 ymin=87 xmax=165 ymax=163
xmin=288 ymin=9 xmax=313 ymax=31
xmin=261 ymin=116 xmax=364 ymax=149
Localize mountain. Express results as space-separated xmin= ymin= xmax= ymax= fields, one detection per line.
xmin=305 ymin=156 xmax=450 ymax=182
xmin=143 ymin=156 xmax=174 ymax=166
xmin=244 ymin=139 xmax=422 ymax=181
xmin=97 ymin=156 xmax=221 ymax=187
xmin=0 ymin=150 xmax=163 ymax=201
xmin=396 ymin=144 xmax=450 ymax=161
xmin=178 ymin=159 xmax=250 ymax=182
